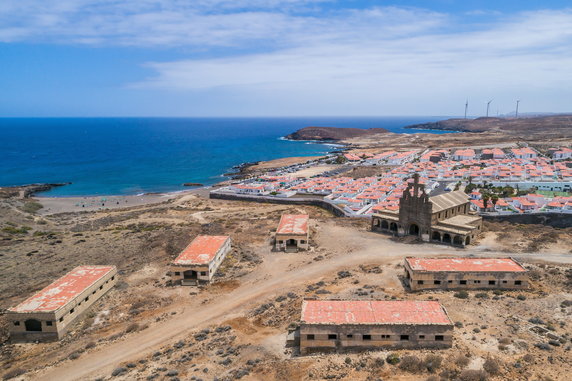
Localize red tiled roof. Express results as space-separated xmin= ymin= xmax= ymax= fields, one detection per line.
xmin=301 ymin=300 xmax=452 ymax=325
xmin=406 ymin=257 xmax=526 ymax=272
xmin=277 ymin=214 xmax=309 ymax=235
xmin=9 ymin=266 xmax=116 ymax=313
xmin=173 ymin=235 xmax=230 ymax=265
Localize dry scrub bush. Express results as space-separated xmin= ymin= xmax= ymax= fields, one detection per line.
xmin=423 ymin=354 xmax=443 ymax=373
xmin=399 ymin=355 xmax=423 ymax=373
xmin=125 ymin=323 xmax=140 ymax=333
xmin=459 ymin=369 xmax=488 ymax=381
xmin=455 ymin=354 xmax=471 ymax=368
xmin=483 ymin=357 xmax=501 ymax=375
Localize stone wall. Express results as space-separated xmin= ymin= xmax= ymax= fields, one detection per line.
xmin=300 ymin=323 xmax=453 ymax=354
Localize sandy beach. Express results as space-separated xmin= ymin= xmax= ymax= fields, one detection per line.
xmin=35 ymin=187 xmax=212 ymax=215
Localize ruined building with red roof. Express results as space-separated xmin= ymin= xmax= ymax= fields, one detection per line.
xmin=274 ymin=214 xmax=309 ymax=252
xmin=404 ymin=257 xmax=529 ymax=291
xmin=297 ymin=299 xmax=453 ymax=354
xmin=7 ymin=265 xmax=117 ymax=342
xmin=371 ymin=174 xmax=482 ymax=246
xmin=170 ymin=235 xmax=231 ymax=285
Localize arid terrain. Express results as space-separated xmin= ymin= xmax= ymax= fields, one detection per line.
xmin=404 ymin=115 xmax=572 ymax=134
xmin=1 ymin=186 xmax=571 ymax=381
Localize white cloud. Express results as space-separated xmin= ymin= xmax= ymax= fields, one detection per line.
xmin=130 ymin=9 xmax=572 ymax=115
xmin=1 ymin=1 xmax=571 ymax=115
xmin=0 ymin=0 xmax=331 ymax=45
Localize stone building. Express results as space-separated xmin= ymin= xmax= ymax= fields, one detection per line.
xmin=371 ymin=174 xmax=482 ymax=246
xmin=170 ymin=235 xmax=231 ymax=285
xmin=7 ymin=265 xmax=117 ymax=343
xmin=404 ymin=257 xmax=529 ymax=291
xmin=299 ymin=299 xmax=453 ymax=354
xmin=275 ymin=214 xmax=309 ymax=252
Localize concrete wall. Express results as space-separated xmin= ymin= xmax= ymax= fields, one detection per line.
xmin=300 ymin=323 xmax=453 ymax=354
xmin=7 ymin=269 xmax=118 ymax=343
xmin=209 ymin=192 xmax=347 ymax=217
xmin=405 ymin=265 xmax=529 ymax=292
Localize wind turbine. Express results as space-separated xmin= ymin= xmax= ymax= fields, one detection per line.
xmin=486 ymin=99 xmax=493 ymax=117
xmin=464 ymin=99 xmax=469 ymax=119
xmin=515 ymin=100 xmax=520 ymax=118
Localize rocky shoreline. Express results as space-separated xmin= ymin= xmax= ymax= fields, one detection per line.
xmin=0 ymin=183 xmax=71 ymax=199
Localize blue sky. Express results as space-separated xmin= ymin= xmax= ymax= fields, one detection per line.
xmin=1 ymin=0 xmax=571 ymax=117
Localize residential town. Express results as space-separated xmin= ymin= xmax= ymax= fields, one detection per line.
xmin=216 ymin=147 xmax=572 ymax=216
xmin=216 ymin=145 xmax=572 ymax=216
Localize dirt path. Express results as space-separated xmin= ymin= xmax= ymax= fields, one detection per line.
xmin=34 ymin=224 xmax=571 ymax=380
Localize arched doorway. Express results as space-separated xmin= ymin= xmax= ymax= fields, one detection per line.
xmin=373 ymin=219 xmax=381 ymax=228
xmin=432 ymin=231 xmax=441 ymax=241
xmin=381 ymin=220 xmax=389 ymax=230
xmin=465 ymin=236 xmax=471 ymax=245
xmin=443 ymin=234 xmax=452 ymax=244
xmin=453 ymin=236 xmax=464 ymax=246
xmin=25 ymin=319 xmax=42 ymax=332
xmin=390 ymin=222 xmax=398 ymax=233
xmin=409 ymin=224 xmax=420 ymax=236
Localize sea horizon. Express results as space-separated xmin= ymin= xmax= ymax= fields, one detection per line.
xmin=0 ymin=116 xmax=454 ymax=196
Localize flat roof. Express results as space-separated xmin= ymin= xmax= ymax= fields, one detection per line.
xmin=173 ymin=235 xmax=230 ymax=265
xmin=276 ymin=214 xmax=309 ymax=235
xmin=301 ymin=300 xmax=452 ymax=325
xmin=406 ymin=257 xmax=527 ymax=272
xmin=9 ymin=265 xmax=116 ymax=313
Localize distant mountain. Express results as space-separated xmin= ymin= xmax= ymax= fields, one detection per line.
xmin=285 ymin=126 xmax=390 ymax=141
xmin=404 ymin=114 xmax=572 ymax=133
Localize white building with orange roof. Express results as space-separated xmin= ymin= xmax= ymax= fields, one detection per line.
xmin=7 ymin=265 xmax=117 ymax=342
xmin=275 ymin=214 xmax=310 ymax=252
xmin=452 ymin=148 xmax=475 ymax=161
xmin=170 ymin=235 xmax=231 ymax=285
xmin=553 ymin=147 xmax=572 ymax=160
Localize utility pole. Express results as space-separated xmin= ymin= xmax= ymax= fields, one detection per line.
xmin=515 ymin=100 xmax=520 ymax=118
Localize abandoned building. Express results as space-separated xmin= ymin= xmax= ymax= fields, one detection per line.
xmin=405 ymin=257 xmax=529 ymax=291
xmin=7 ymin=265 xmax=117 ymax=343
xmin=298 ymin=299 xmax=453 ymax=354
xmin=371 ymin=174 xmax=482 ymax=246
xmin=275 ymin=214 xmax=309 ymax=252
xmin=170 ymin=235 xmax=231 ymax=285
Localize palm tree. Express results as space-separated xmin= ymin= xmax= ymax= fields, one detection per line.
xmin=482 ymin=194 xmax=490 ymax=210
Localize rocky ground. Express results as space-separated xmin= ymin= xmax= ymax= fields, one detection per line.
xmin=0 ymin=189 xmax=571 ymax=381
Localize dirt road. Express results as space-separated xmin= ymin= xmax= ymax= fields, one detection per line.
xmin=34 ymin=224 xmax=571 ymax=380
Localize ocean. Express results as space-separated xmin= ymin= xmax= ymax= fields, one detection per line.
xmin=0 ymin=117 xmax=452 ymax=196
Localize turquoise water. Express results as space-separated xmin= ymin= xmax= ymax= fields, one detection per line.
xmin=0 ymin=117 xmax=451 ymax=196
